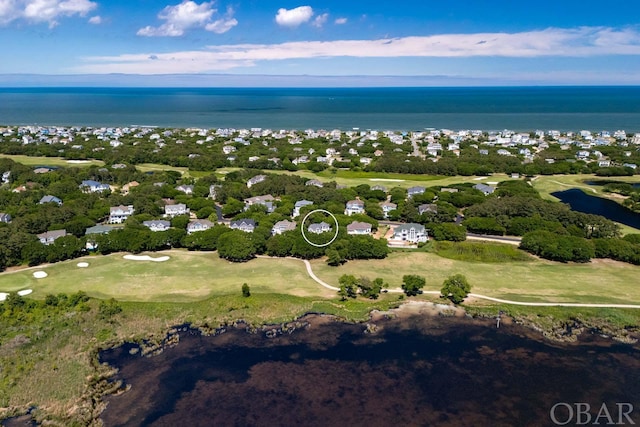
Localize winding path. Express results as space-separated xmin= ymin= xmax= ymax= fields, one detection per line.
xmin=260 ymin=255 xmax=640 ymax=309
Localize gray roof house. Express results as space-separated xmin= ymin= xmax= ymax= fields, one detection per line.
xmin=418 ymin=204 xmax=438 ymax=215
xmin=293 ymin=200 xmax=313 ymax=218
xmin=164 ymin=203 xmax=190 ymax=217
xmin=473 ymin=183 xmax=496 ymax=195
xmin=247 ymin=174 xmax=267 ymax=188
xmin=407 ymin=186 xmax=426 ymax=197
xmin=344 ymin=199 xmax=365 ymax=216
xmin=80 ymin=180 xmax=110 ymax=193
xmin=37 ymin=229 xmax=67 ymax=245
xmin=347 ymin=221 xmax=372 ymax=235
xmin=142 ymin=220 xmax=171 ymax=232
xmin=305 ymin=179 xmax=324 ymax=188
xmin=85 ymin=224 xmax=114 ymax=235
xmin=244 ymin=195 xmax=276 ymax=213
xmin=187 ymin=219 xmax=214 ymax=234
xmin=391 ymin=223 xmax=428 ymax=243
xmin=0 ymin=212 xmax=11 ymax=223
xmin=109 ymin=205 xmax=135 ymax=224
xmin=39 ymin=195 xmax=62 ymax=205
xmin=272 ymin=220 xmax=297 ymax=235
xmin=85 ymin=225 xmax=114 ymax=250
xmin=230 ymin=218 xmax=256 ymax=233
xmin=308 ymin=222 xmax=331 ymax=234
xmin=175 ymin=184 xmax=194 ymax=195
xmin=379 ymin=201 xmax=397 ymax=218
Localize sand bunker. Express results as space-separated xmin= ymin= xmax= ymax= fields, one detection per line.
xmin=17 ymin=289 xmax=32 ymax=296
xmin=33 ymin=271 xmax=48 ymax=279
xmin=77 ymin=262 xmax=89 ymax=268
xmin=473 ymin=177 xmax=487 ymax=180
xmin=0 ymin=293 xmax=8 ymax=302
xmin=369 ymin=178 xmax=405 ymax=182
xmin=67 ymin=160 xmax=91 ymax=164
xmin=123 ymin=254 xmax=170 ymax=262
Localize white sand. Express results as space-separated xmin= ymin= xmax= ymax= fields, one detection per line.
xmin=67 ymin=160 xmax=91 ymax=164
xmin=472 ymin=177 xmax=487 ymax=180
xmin=123 ymin=254 xmax=170 ymax=262
xmin=369 ymin=178 xmax=405 ymax=182
xmin=17 ymin=289 xmax=33 ymax=296
xmin=0 ymin=293 xmax=8 ymax=302
xmin=77 ymin=262 xmax=89 ymax=268
xmin=33 ymin=271 xmax=48 ymax=279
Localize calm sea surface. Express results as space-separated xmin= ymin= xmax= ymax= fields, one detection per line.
xmin=1 ymin=86 xmax=639 ymax=131
xmin=99 ymin=314 xmax=640 ymax=427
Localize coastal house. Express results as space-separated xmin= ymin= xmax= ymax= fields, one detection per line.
xmin=37 ymin=229 xmax=67 ymax=245
xmin=244 ymin=195 xmax=276 ymax=213
xmin=230 ymin=219 xmax=256 ymax=233
xmin=142 ymin=220 xmax=171 ymax=232
xmin=187 ymin=219 xmax=214 ymax=234
xmin=121 ymin=181 xmax=139 ymax=195
xmin=293 ymin=200 xmax=313 ymax=218
xmin=305 ymin=179 xmax=324 ymax=188
xmin=80 ymin=180 xmax=110 ymax=193
xmin=84 ymin=224 xmax=114 ymax=250
xmin=164 ymin=203 xmax=190 ymax=218
xmin=209 ymin=184 xmax=221 ymax=200
xmin=175 ymin=184 xmax=194 ymax=195
xmin=407 ymin=186 xmax=426 ymax=198
xmin=473 ymin=183 xmax=496 ymax=196
xmin=391 ymin=223 xmax=428 ymax=244
xmin=347 ymin=221 xmax=372 ymax=235
xmin=272 ymin=220 xmax=297 ymax=235
xmin=0 ymin=212 xmax=11 ymax=223
xmin=308 ymin=222 xmax=331 ymax=234
xmin=418 ymin=204 xmax=438 ymax=215
xmin=39 ymin=195 xmax=62 ymax=205
xmin=379 ymin=201 xmax=397 ymax=219
xmin=247 ymin=174 xmax=267 ymax=188
xmin=109 ymin=205 xmax=134 ymax=224
xmin=344 ymin=199 xmax=365 ymax=216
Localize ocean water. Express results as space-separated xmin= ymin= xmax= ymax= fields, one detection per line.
xmin=0 ymin=86 xmax=639 ymax=131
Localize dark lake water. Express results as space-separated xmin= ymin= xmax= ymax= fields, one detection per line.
xmin=551 ymin=189 xmax=640 ymax=229
xmin=99 ymin=313 xmax=640 ymax=427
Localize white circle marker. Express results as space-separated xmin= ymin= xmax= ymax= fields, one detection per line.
xmin=300 ymin=209 xmax=340 ymax=248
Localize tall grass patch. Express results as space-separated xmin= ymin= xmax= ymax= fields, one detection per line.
xmin=434 ymin=241 xmax=533 ymax=262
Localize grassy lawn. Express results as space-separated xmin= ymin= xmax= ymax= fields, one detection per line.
xmin=532 ymin=174 xmax=640 ymax=201
xmin=0 ymin=250 xmax=334 ymax=301
xmin=0 ymin=154 xmax=104 ymax=167
xmin=215 ymin=166 xmax=514 ymax=188
xmin=310 ymin=251 xmax=640 ymax=304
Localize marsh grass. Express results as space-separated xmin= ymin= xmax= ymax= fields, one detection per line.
xmin=433 ymin=241 xmax=533 ymax=263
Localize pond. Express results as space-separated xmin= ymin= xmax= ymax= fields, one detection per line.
xmin=551 ymin=189 xmax=640 ymax=229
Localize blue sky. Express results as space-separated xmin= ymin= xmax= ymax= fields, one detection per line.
xmin=1 ymin=0 xmax=640 ymax=85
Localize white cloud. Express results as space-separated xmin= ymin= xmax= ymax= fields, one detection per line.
xmin=204 ymin=5 xmax=236 ymax=34
xmin=275 ymin=5 xmax=313 ymax=27
xmin=75 ymin=27 xmax=640 ymax=74
xmin=88 ymin=14 xmax=100 ymax=24
xmin=312 ymin=13 xmax=328 ymax=28
xmin=334 ymin=17 xmax=347 ymax=25
xmin=138 ymin=1 xmax=236 ymax=37
xmin=0 ymin=0 xmax=96 ymax=26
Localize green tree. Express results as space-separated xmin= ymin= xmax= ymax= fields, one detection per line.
xmin=338 ymin=274 xmax=358 ymax=300
xmin=401 ymin=274 xmax=425 ymax=297
xmin=242 ymin=283 xmax=251 ymax=297
xmin=441 ymin=274 xmax=471 ymax=304
xmin=217 ymin=230 xmax=256 ymax=262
